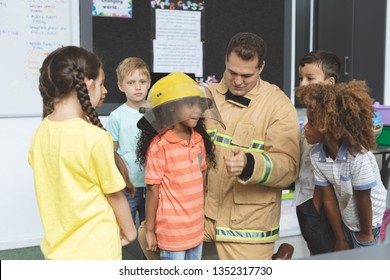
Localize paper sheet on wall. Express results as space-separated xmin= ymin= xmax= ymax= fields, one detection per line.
xmin=153 ymin=9 xmax=203 ymax=77
xmin=153 ymin=40 xmax=203 ymax=77
xmin=92 ymin=0 xmax=132 ymax=18
xmin=155 ymin=9 xmax=201 ymax=41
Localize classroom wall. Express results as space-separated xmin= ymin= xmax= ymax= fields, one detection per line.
xmin=1 ymin=118 xmax=43 ymax=249
xmin=94 ymin=0 xmax=290 ymax=115
xmin=0 ymin=116 xmax=106 ymax=250
xmin=0 ymin=0 xmax=82 ymax=250
xmin=1 ymin=1 xmax=390 ymax=251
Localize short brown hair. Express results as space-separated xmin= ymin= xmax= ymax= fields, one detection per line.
xmin=226 ymin=32 xmax=267 ymax=69
xmin=116 ymin=57 xmax=150 ymax=84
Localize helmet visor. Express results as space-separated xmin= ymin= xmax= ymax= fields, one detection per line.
xmin=140 ymin=86 xmax=225 ymax=133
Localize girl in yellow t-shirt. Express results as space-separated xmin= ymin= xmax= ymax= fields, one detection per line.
xmin=28 ymin=46 xmax=136 ymax=259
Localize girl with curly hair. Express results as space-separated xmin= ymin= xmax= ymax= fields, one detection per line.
xmin=136 ymin=72 xmax=222 ymax=260
xmin=295 ymin=80 xmax=387 ymax=250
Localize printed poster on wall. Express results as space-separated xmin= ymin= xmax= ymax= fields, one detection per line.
xmin=92 ymin=0 xmax=132 ymax=18
xmin=151 ymin=0 xmax=205 ymax=78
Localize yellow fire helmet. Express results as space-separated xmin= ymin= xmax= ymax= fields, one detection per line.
xmin=140 ymin=72 xmax=225 ymax=133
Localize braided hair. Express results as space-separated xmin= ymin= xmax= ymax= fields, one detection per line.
xmin=39 ymin=46 xmax=137 ymax=195
xmin=39 ymin=46 xmax=103 ymax=128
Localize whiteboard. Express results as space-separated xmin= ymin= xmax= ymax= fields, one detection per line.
xmin=0 ymin=0 xmax=80 ymax=117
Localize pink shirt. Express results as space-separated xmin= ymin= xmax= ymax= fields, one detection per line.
xmin=145 ymin=129 xmax=206 ymax=251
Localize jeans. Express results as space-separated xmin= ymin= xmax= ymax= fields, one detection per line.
xmin=125 ymin=187 xmax=146 ymax=224
xmin=160 ymin=243 xmax=203 ymax=260
xmin=343 ymin=223 xmax=381 ymax=248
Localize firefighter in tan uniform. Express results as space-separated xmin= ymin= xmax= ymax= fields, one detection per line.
xmin=138 ymin=32 xmax=300 ymax=260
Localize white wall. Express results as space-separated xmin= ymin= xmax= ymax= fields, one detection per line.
xmin=0 ymin=118 xmax=43 ymax=250
xmin=0 ymin=116 xmax=109 ymax=250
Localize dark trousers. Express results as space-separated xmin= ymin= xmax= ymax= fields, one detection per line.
xmin=296 ymin=198 xmax=335 ymax=255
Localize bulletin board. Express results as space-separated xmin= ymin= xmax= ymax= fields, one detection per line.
xmin=0 ymin=0 xmax=80 ymax=117
xmin=94 ymin=0 xmax=289 ymax=115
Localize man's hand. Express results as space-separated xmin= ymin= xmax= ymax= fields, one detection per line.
xmin=223 ymin=148 xmax=247 ymax=176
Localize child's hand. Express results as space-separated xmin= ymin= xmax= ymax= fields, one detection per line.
xmin=120 ymin=233 xmax=131 ymax=246
xmin=120 ymin=229 xmax=137 ymax=247
xmin=146 ymin=231 xmax=158 ymax=251
xmin=357 ymin=232 xmax=374 ymax=243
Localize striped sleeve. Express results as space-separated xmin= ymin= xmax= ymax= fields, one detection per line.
xmin=145 ymin=138 xmax=166 ymax=185
xmin=350 ymin=152 xmax=379 ymax=190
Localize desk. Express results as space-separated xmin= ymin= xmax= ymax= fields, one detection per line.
xmin=373 ymin=145 xmax=390 ymax=189
xmin=373 ymin=145 xmax=390 ymax=168
xmin=299 ymin=243 xmax=390 ymax=260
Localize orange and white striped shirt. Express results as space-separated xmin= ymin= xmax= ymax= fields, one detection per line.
xmin=145 ymin=129 xmax=206 ymax=251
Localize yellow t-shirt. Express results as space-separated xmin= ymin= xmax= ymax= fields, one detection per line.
xmin=28 ymin=117 xmax=126 ymax=259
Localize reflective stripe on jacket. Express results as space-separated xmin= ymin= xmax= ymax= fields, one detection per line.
xmin=205 ymin=78 xmax=300 ymax=243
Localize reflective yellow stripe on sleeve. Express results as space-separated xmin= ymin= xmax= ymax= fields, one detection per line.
xmin=208 ymin=130 xmax=273 ymax=183
xmin=258 ymin=152 xmax=272 ymax=184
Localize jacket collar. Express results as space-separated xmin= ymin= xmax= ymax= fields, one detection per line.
xmin=214 ymin=77 xmax=262 ymax=108
xmin=225 ymin=91 xmax=251 ymax=107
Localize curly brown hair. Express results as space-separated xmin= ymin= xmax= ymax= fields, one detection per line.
xmin=295 ymin=80 xmax=376 ymax=153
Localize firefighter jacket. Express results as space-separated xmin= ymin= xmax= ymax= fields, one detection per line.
xmin=205 ymin=78 xmax=300 ymax=244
